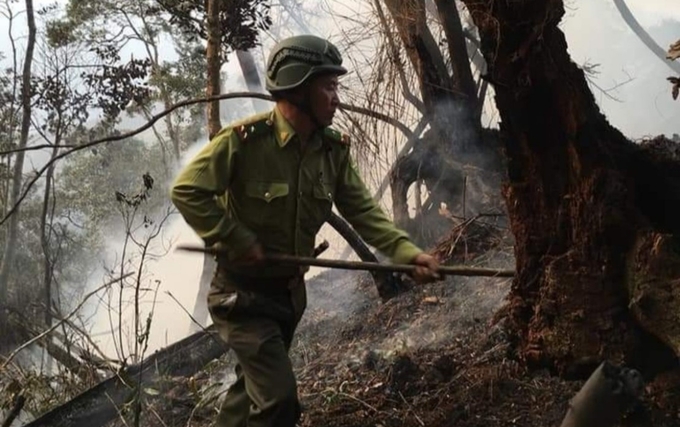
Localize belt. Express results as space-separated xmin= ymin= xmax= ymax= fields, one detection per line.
xmin=222 ymin=270 xmax=302 ymax=295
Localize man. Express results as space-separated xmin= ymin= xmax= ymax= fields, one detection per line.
xmin=170 ymin=34 xmax=439 ymax=427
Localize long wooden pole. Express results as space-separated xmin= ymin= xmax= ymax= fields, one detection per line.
xmin=176 ymin=245 xmax=515 ymax=278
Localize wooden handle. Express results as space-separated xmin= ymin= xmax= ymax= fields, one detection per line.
xmin=175 ymin=244 xmax=515 ymax=278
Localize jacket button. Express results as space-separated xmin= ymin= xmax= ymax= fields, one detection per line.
xmin=265 ymin=192 xmax=271 ymax=199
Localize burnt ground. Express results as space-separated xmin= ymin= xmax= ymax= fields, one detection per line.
xmin=290 ymin=260 xmax=583 ymax=427
xmin=147 ymin=224 xmax=680 ymax=427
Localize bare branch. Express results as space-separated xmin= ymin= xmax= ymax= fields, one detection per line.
xmin=373 ymin=0 xmax=425 ymax=113
xmin=0 ymin=143 xmax=77 ymax=156
xmin=1 ymin=273 xmax=133 ymax=369
xmin=613 ymin=0 xmax=680 ymax=74
xmin=0 ymin=92 xmax=414 ymax=227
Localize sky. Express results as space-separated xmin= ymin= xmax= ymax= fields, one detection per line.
xmin=1 ymin=0 xmax=680 ymax=356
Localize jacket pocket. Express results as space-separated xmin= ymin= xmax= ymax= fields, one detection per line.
xmin=245 ymin=181 xmax=289 ymax=202
xmin=306 ymin=182 xmax=333 ymax=232
xmin=242 ymin=181 xmax=290 ymax=230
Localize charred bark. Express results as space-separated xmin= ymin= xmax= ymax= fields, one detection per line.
xmin=460 ymin=0 xmax=680 ymax=377
xmin=433 ymin=0 xmax=478 ymax=107
xmin=382 ymin=0 xmax=450 ymax=109
xmin=390 ymin=128 xmax=504 ymax=240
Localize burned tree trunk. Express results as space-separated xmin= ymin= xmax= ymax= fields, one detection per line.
xmin=381 ymin=0 xmax=501 ymax=244
xmin=460 ymin=0 xmax=680 ymax=377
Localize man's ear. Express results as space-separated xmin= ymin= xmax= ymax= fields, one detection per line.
xmin=286 ymin=87 xmax=306 ymax=104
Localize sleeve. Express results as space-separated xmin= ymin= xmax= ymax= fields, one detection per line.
xmin=334 ymin=149 xmax=423 ymax=264
xmin=170 ymin=129 xmax=257 ymax=257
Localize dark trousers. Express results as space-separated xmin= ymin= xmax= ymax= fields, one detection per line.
xmin=207 ymin=268 xmax=307 ymax=427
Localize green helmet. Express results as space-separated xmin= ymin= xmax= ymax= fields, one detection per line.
xmin=265 ymin=35 xmax=347 ymax=93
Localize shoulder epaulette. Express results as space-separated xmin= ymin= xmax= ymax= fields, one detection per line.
xmin=323 ymin=127 xmax=350 ymax=146
xmin=233 ymin=115 xmax=274 ymax=142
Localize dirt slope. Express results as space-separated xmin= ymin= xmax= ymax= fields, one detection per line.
xmin=145 ymin=240 xmax=680 ymax=427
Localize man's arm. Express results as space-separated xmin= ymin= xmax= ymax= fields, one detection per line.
xmin=333 ymin=151 xmax=423 ymax=265
xmin=170 ymin=129 xmax=257 ymax=258
xmin=334 ymin=151 xmax=440 ymax=283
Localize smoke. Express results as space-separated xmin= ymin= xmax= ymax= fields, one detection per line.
xmin=71 ymin=128 xmax=214 ymax=360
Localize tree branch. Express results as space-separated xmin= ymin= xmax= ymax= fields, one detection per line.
xmin=613 ymin=0 xmax=680 ymax=74
xmin=373 ymin=0 xmax=426 ymax=113
xmin=0 ymin=92 xmax=414 ymax=227
xmin=1 ymin=394 xmax=25 ymax=427
xmin=433 ymin=0 xmax=478 ymax=103
xmin=1 ymin=273 xmax=133 ymax=369
xmin=0 ymin=143 xmax=76 ymax=156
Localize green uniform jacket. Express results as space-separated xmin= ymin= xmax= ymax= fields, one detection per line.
xmin=170 ymin=107 xmax=422 ymax=277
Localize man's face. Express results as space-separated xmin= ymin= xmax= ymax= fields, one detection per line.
xmin=307 ymin=74 xmax=340 ymax=126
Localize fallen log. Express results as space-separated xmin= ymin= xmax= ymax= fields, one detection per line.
xmin=23 ymin=327 xmax=227 ymax=427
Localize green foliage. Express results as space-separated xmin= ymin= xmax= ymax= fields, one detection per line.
xmin=45 ymin=17 xmax=80 ymax=48
xmin=156 ymin=0 xmax=272 ymax=56
xmin=82 ymin=58 xmax=153 ymax=120
xmin=46 ymin=0 xmax=215 ymax=154
xmin=32 ymin=69 xmax=92 ymax=134
xmin=151 ymin=35 xmax=208 ymax=146
xmin=0 ymin=53 xmax=19 ymax=146
xmin=57 ymin=138 xmax=168 ymax=247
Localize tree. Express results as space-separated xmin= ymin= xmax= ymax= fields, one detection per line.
xmin=156 ymin=0 xmax=271 ymax=137
xmin=322 ymin=0 xmax=505 ymax=253
xmin=0 ymin=4 xmax=176 ymax=397
xmin=51 ymin=0 xmax=208 ymax=169
xmin=457 ymin=0 xmax=680 ymax=378
xmin=0 ymin=0 xmax=36 ymax=316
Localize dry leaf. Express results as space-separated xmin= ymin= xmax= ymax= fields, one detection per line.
xmin=423 ymin=296 xmax=441 ymax=305
xmin=667 ymin=39 xmax=680 ymax=61
xmin=438 ymin=204 xmax=453 ymax=219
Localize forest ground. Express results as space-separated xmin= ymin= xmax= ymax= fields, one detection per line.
xmin=144 ymin=218 xmax=680 ymax=427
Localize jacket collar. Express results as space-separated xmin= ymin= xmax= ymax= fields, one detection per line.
xmin=271 ymin=106 xmax=323 ymax=150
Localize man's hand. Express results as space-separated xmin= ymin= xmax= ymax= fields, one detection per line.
xmin=410 ymin=253 xmax=440 ymax=284
xmin=235 ymin=243 xmax=265 ymax=265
